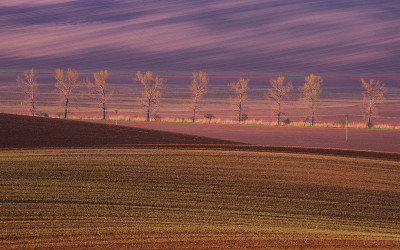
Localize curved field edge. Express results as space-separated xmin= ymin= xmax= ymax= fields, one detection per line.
xmin=3 ymin=144 xmax=398 ymax=161
xmin=0 ymin=148 xmax=399 ymax=248
xmin=109 ymin=144 xmax=400 ymax=160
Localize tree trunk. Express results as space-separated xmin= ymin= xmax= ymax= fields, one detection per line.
xmin=311 ymin=103 xmax=315 ymax=126
xmin=238 ymin=102 xmax=242 ymax=122
xmin=277 ymin=103 xmax=281 ymax=126
xmin=192 ymin=108 xmax=196 ymax=123
xmin=31 ymin=88 xmax=35 ymax=117
xmin=146 ymin=99 xmax=151 ymax=122
xmin=64 ymin=98 xmax=69 ymax=118
xmin=146 ymin=108 xmax=150 ymax=121
xmin=102 ymin=103 xmax=106 ymax=120
xmin=368 ymin=110 xmax=371 ymax=125
xmin=277 ymin=113 xmax=281 ymax=126
xmin=368 ymin=102 xmax=372 ymax=127
xmin=32 ymin=100 xmax=35 ymax=117
xmin=311 ymin=110 xmax=315 ymax=126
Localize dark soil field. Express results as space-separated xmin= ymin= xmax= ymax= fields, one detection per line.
xmin=1 ymin=113 xmax=400 ymax=248
xmin=0 ymin=113 xmax=238 ymax=148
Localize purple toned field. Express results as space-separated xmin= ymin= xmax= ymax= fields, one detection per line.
xmin=98 ymin=120 xmax=400 ymax=153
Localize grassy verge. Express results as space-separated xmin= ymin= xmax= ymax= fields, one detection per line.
xmin=1 ymin=148 xmax=399 ymax=248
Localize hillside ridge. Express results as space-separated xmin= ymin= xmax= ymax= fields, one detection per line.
xmin=0 ymin=113 xmax=240 ymax=148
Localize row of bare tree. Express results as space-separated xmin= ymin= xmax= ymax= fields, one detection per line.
xmin=190 ymin=72 xmax=386 ymax=127
xmin=16 ymin=69 xmax=386 ymax=127
xmin=17 ymin=69 xmax=164 ymax=121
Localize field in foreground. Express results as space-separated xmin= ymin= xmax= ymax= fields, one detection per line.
xmin=1 ymin=147 xmax=399 ymax=248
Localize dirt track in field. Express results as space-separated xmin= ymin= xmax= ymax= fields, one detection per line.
xmin=98 ymin=121 xmax=400 ymax=153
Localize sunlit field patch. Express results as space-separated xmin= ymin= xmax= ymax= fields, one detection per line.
xmin=1 ymin=148 xmax=399 ymax=248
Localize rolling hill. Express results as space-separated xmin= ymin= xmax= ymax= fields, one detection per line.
xmin=0 ymin=113 xmax=239 ymax=148
xmin=1 ymin=148 xmax=399 ymax=248
xmin=1 ymin=113 xmax=400 ymax=248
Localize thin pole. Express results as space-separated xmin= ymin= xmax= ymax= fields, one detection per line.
xmin=345 ymin=114 xmax=348 ymax=142
xmin=115 ymin=110 xmax=118 ymax=125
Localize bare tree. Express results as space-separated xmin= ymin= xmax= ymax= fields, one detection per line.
xmin=299 ymin=74 xmax=323 ymax=126
xmin=266 ymin=75 xmax=293 ymax=126
xmin=86 ymin=70 xmax=113 ymax=120
xmin=190 ymin=71 xmax=208 ymax=122
xmin=229 ymin=78 xmax=249 ymax=122
xmin=55 ymin=68 xmax=81 ymax=118
xmin=17 ymin=69 xmax=38 ymax=117
xmin=361 ymin=78 xmax=385 ymax=127
xmin=136 ymin=71 xmax=166 ymax=121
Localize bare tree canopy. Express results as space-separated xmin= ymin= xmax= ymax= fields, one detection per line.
xmin=136 ymin=71 xmax=166 ymax=121
xmin=55 ymin=68 xmax=81 ymax=118
xmin=229 ymin=78 xmax=249 ymax=123
xmin=16 ymin=69 xmax=38 ymax=117
xmin=86 ymin=70 xmax=113 ymax=120
xmin=299 ymin=74 xmax=323 ymax=126
xmin=190 ymin=71 xmax=208 ymax=122
xmin=267 ymin=75 xmax=293 ymax=126
xmin=361 ymin=78 xmax=386 ymax=127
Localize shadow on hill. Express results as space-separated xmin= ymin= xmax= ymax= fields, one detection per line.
xmin=0 ymin=113 xmax=240 ymax=148
xmin=2 ymin=113 xmax=400 ymax=160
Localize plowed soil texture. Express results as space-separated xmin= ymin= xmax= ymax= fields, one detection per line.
xmin=1 ymin=148 xmax=400 ymax=248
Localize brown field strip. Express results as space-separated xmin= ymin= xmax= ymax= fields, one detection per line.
xmin=1 ymin=148 xmax=400 ymax=248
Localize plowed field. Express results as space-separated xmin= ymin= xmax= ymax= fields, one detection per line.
xmin=1 ymin=148 xmax=399 ymax=248
xmin=1 ymin=113 xmax=400 ymax=248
